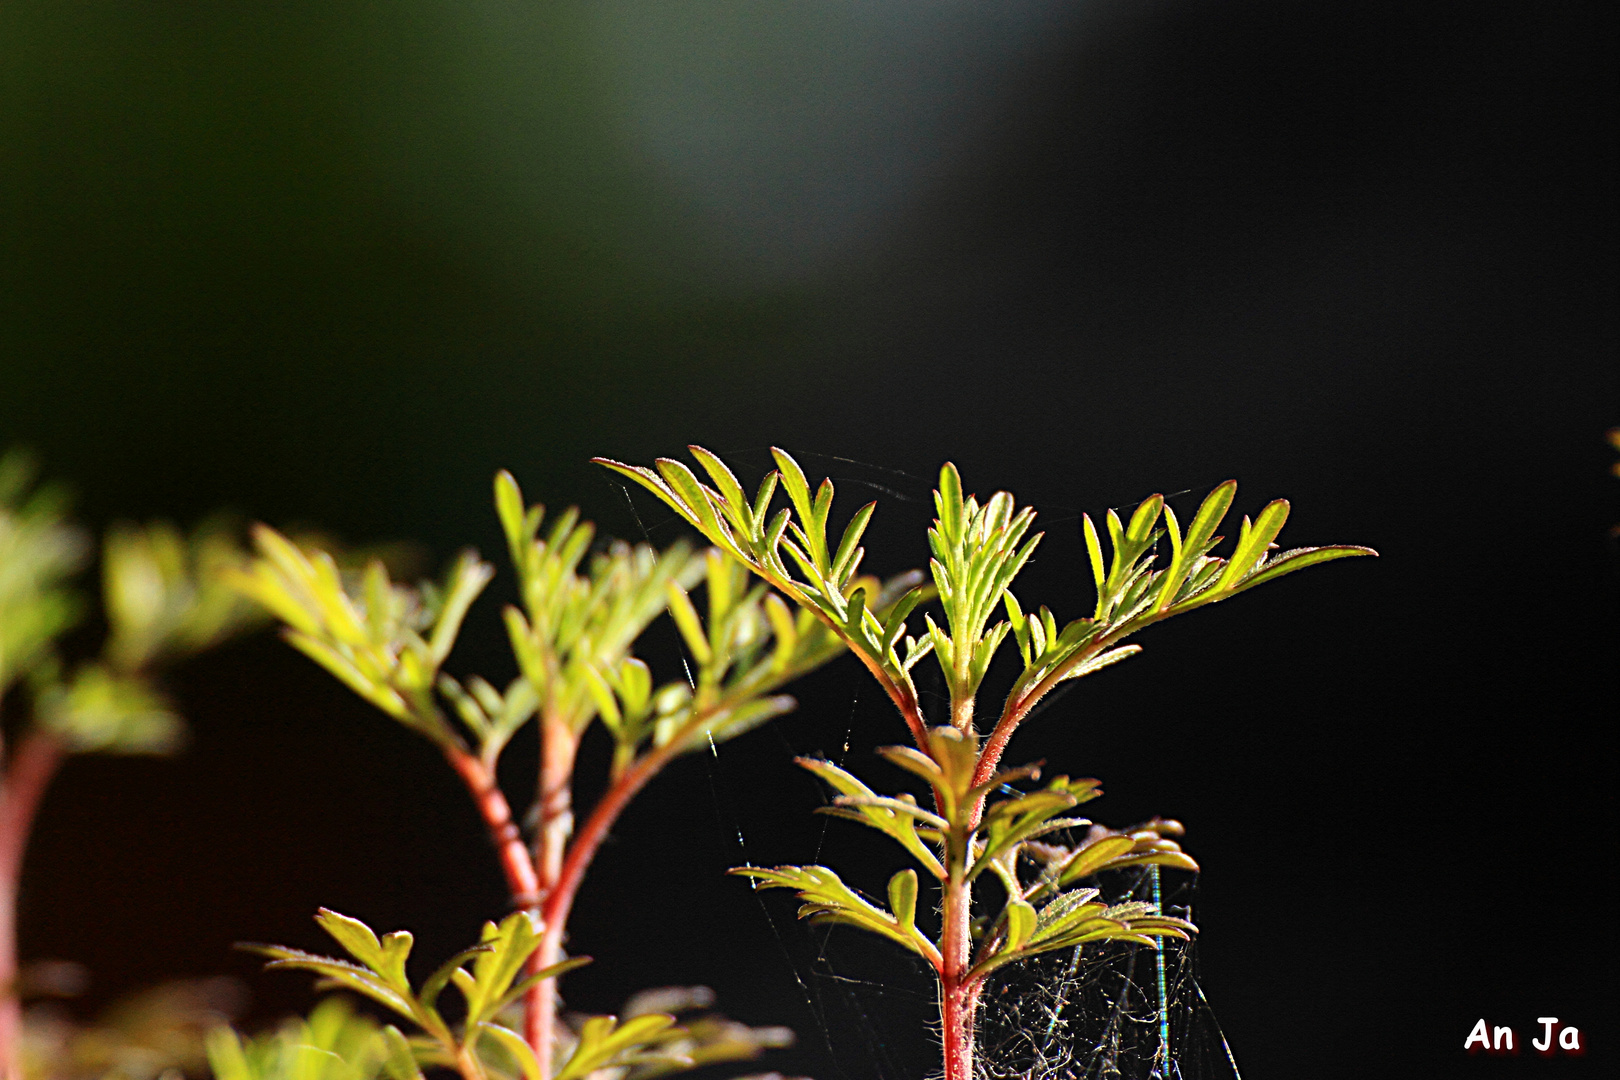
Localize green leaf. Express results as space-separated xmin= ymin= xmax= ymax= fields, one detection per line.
xmin=1002 ymin=899 xmax=1037 ymax=954
xmin=830 ymin=501 xmax=876 ymax=587
xmin=888 ymin=869 xmax=919 ymax=934
xmin=1027 ymin=888 xmax=1105 ymax=946
xmin=493 ymin=471 xmax=530 ymax=566
xmin=205 ymin=1027 xmax=252 ymax=1080
xmin=35 ymin=663 xmax=183 ymax=755
xmin=655 ymin=459 xmax=728 ymax=543
xmin=553 ymin=1013 xmax=681 ymax=1080
xmin=477 ymin=1023 xmax=541 ymax=1080
xmin=730 ymin=864 xmax=940 ymax=967
xmin=799 ymin=757 xmax=945 ymax=877
xmin=425 ymin=551 xmax=494 ymax=668
xmin=665 ymin=579 xmax=713 ymax=665
xmin=462 ymin=911 xmax=545 ymax=1024
xmin=381 ymin=1025 xmax=425 ymax=1080
xmin=1081 ymin=514 xmax=1106 ymax=600
xmin=687 ymin=445 xmax=752 ymax=537
xmin=419 ymin=944 xmax=494 ymax=1015
xmin=1228 ymin=545 xmax=1377 ymax=591
xmin=248 ymin=946 xmax=415 ymax=1021
xmin=314 ymin=909 xmax=393 ymax=979
xmin=1055 ymin=835 xmax=1137 ymax=885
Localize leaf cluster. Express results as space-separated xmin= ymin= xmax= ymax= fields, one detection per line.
xmin=605 ymin=445 xmax=1371 ymax=1054
xmin=594 ymin=448 xmax=931 ymax=732
xmin=736 ymin=731 xmax=1197 ymax=989
xmin=1 ymin=450 xmax=261 ymax=755
xmin=233 ymin=471 xmax=848 ymax=779
xmin=248 ymin=910 xmax=593 ymax=1080
xmin=245 ymin=912 xmax=770 ymax=1080
xmin=598 ymin=448 xmax=1373 ymax=749
xmin=207 ymin=997 xmax=392 ymax=1080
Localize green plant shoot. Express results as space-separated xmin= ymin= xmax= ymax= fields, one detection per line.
xmin=229 ymin=471 xmax=909 ymax=1073
xmin=597 ymin=446 xmax=1373 ymax=1079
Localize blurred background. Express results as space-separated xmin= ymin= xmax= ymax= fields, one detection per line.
xmin=2 ymin=1 xmax=1614 ymax=1076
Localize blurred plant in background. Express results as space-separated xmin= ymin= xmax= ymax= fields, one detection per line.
xmin=229 ymin=470 xmax=880 ymax=1076
xmin=0 ymin=450 xmax=264 ymax=1080
xmin=23 ymin=973 xmax=243 ymax=1080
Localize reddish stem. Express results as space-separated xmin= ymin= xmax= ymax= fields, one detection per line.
xmin=537 ymin=735 xmax=672 ymax=987
xmin=0 ymin=731 xmax=67 ymax=1080
xmin=442 ymin=748 xmax=541 ymax=909
xmin=939 ymin=870 xmax=976 ymax=1080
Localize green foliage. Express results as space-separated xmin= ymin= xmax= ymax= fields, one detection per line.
xmin=247 ymin=913 xmax=771 ymax=1080
xmin=234 ymin=471 xmax=849 ymax=771
xmin=228 ymin=529 xmax=492 ymax=744
xmin=22 ymin=976 xmax=243 ymax=1080
xmin=576 ymin=986 xmax=793 ymax=1079
xmin=231 ymin=468 xmax=844 ymax=1075
xmin=736 ymin=737 xmax=1198 ymax=981
xmin=0 ymin=450 xmax=261 ymax=755
xmin=599 ymin=448 xmax=1373 ymax=740
xmin=34 ymin=663 xmax=182 ymax=755
xmin=248 ymin=910 xmax=588 ymax=1080
xmin=206 ymin=998 xmax=391 ymax=1080
xmin=103 ymin=518 xmax=265 ymax=675
xmin=594 ymin=448 xmax=932 ymax=723
xmin=0 ymin=452 xmax=88 ymax=697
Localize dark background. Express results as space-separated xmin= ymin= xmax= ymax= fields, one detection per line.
xmin=2 ymin=2 xmax=1614 ymax=1077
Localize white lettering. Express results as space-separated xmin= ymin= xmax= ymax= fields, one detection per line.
xmin=1464 ymin=1019 xmax=1489 ymax=1050
xmin=1560 ymin=1026 xmax=1580 ymax=1051
xmin=1533 ymin=1017 xmax=1558 ymax=1052
xmin=1495 ymin=1025 xmax=1515 ymax=1051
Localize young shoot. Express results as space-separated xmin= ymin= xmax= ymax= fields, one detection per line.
xmin=230 ymin=470 xmax=913 ymax=1074
xmin=597 ymin=446 xmax=1374 ymax=1079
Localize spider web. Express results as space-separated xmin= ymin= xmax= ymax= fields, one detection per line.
xmin=972 ymin=869 xmax=1241 ymax=1080
xmin=710 ymin=726 xmax=1244 ymax=1080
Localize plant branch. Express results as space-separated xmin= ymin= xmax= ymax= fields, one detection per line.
xmin=440 ymin=747 xmax=540 ymax=908
xmin=527 ymin=715 xmax=579 ymax=1074
xmin=0 ymin=730 xmax=67 ymax=1080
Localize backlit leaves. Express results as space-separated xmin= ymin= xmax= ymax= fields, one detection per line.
xmin=229 ymin=529 xmax=490 ymax=744
xmin=102 ymin=518 xmax=264 ymax=674
xmin=594 ymin=447 xmax=930 ymax=717
xmin=248 ymin=909 xmax=590 ymax=1080
xmin=495 ymin=470 xmax=702 ymax=738
xmin=749 ymin=749 xmax=1199 ymax=993
xmin=207 ymin=997 xmax=393 ymax=1080
xmin=35 ymin=663 xmax=183 ymax=754
xmin=2 ymin=450 xmax=258 ymax=760
xmin=0 ymin=450 xmax=87 ymax=695
xmin=730 ymin=864 xmax=942 ymax=970
xmin=927 ymin=463 xmax=1039 ymax=709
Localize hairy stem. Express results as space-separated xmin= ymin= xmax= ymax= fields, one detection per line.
xmin=939 ymin=872 xmax=976 ymax=1080
xmin=0 ymin=731 xmax=67 ymax=1080
xmin=976 ymin=617 xmax=1170 ymax=795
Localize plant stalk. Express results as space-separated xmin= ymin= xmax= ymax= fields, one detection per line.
xmin=939 ymin=870 xmax=976 ymax=1080
xmin=529 ymin=719 xmax=579 ymax=1076
xmin=442 ymin=749 xmax=541 ymax=909
xmin=0 ymin=732 xmax=66 ymax=1080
